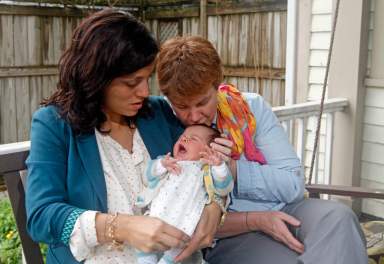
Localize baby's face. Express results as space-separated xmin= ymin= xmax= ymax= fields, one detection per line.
xmin=173 ymin=126 xmax=212 ymax=160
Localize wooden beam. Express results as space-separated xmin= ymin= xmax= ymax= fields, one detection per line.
xmin=223 ymin=66 xmax=285 ymax=80
xmin=0 ymin=4 xmax=139 ymax=17
xmin=207 ymin=0 xmax=287 ymax=15
xmin=145 ymin=0 xmax=287 ymax=19
xmin=145 ymin=6 xmax=199 ymax=19
xmin=144 ymin=0 xmax=198 ymax=6
xmin=0 ymin=4 xmax=91 ymax=17
xmin=2 ymin=0 xmax=142 ymax=5
xmin=306 ymin=184 xmax=384 ymax=200
xmin=0 ymin=66 xmax=59 ymax=78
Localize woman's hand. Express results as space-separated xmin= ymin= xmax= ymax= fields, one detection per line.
xmin=210 ymin=135 xmax=233 ymax=162
xmin=248 ymin=211 xmax=304 ymax=254
xmin=200 ymin=145 xmax=223 ymax=166
xmin=97 ymin=214 xmax=190 ymax=253
xmin=174 ymin=202 xmax=222 ymax=262
xmin=210 ymin=135 xmax=237 ymax=181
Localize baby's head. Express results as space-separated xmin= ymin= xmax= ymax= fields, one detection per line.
xmin=173 ymin=124 xmax=220 ymax=160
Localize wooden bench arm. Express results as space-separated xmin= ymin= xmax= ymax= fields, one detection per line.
xmin=306 ymin=184 xmax=384 ymax=200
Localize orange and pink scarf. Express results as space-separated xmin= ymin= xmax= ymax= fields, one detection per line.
xmin=217 ymin=84 xmax=266 ymax=164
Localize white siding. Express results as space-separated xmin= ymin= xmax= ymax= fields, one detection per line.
xmin=303 ymin=0 xmax=333 ymax=183
xmin=361 ymin=0 xmax=384 ymax=218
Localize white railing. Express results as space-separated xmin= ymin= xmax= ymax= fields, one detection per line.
xmin=0 ymin=98 xmax=349 ymax=185
xmin=273 ymin=98 xmax=349 ymax=185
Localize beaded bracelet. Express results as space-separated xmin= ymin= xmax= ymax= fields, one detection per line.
xmin=106 ymin=213 xmax=124 ymax=251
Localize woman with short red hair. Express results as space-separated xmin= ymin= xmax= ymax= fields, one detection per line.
xmin=156 ymin=36 xmax=367 ymax=264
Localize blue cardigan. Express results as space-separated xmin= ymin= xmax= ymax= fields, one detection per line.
xmin=25 ymin=96 xmax=184 ymax=263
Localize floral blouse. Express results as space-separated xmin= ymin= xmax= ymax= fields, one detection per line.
xmin=69 ymin=129 xmax=149 ymax=263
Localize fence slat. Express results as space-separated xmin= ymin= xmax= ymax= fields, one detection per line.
xmin=1 ymin=78 xmax=17 ymax=144
xmin=27 ymin=16 xmax=42 ymax=65
xmin=52 ymin=16 xmax=64 ymax=64
xmin=15 ymin=77 xmax=31 ymax=141
xmin=14 ymin=16 xmax=29 ymax=66
xmin=29 ymin=76 xmax=43 ymax=120
xmin=228 ymin=15 xmax=239 ymax=66
xmin=239 ymin=14 xmax=249 ymax=66
xmin=0 ymin=15 xmax=14 ymax=67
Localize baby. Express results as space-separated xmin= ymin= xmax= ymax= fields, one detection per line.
xmin=135 ymin=124 xmax=234 ymax=264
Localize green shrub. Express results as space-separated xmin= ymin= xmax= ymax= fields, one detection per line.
xmin=0 ymin=198 xmax=47 ymax=264
xmin=0 ymin=198 xmax=21 ymax=264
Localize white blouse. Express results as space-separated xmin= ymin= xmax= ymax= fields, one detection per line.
xmin=69 ymin=129 xmax=150 ymax=263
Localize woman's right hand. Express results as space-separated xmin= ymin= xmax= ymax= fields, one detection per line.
xmin=120 ymin=215 xmax=190 ymax=252
xmin=210 ymin=135 xmax=233 ymax=162
xmin=247 ymin=211 xmax=305 ymax=254
xmin=97 ymin=214 xmax=190 ymax=253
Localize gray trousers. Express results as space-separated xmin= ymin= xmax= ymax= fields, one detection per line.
xmin=204 ymin=199 xmax=368 ymax=264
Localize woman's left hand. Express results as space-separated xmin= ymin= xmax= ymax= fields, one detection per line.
xmin=174 ymin=202 xmax=221 ymax=262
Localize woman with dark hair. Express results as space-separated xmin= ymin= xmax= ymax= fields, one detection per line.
xmin=156 ymin=36 xmax=368 ymax=264
xmin=25 ymin=10 xmax=224 ymax=263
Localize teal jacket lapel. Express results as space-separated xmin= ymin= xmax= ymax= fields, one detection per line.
xmin=137 ymin=116 xmax=172 ymax=159
xmin=76 ymin=133 xmax=108 ymax=212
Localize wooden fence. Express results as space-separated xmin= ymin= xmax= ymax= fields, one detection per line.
xmin=145 ymin=1 xmax=287 ymax=105
xmin=0 ymin=0 xmax=287 ymax=144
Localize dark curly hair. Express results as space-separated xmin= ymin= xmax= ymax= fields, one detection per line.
xmin=43 ymin=8 xmax=159 ymax=134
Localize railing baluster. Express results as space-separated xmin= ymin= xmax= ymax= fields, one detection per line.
xmin=287 ymin=120 xmax=294 ymax=144
xmin=324 ymin=113 xmax=334 ymax=186
xmin=296 ymin=118 xmax=305 ymax=163
xmin=281 ymin=121 xmax=288 ymax=133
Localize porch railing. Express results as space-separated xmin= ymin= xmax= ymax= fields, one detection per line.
xmin=0 ymin=97 xmax=349 ymax=186
xmin=272 ymin=97 xmax=349 ymax=185
xmin=0 ymin=97 xmax=350 ymax=184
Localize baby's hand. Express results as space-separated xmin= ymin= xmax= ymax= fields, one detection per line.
xmin=200 ymin=145 xmax=223 ymax=166
xmin=161 ymin=153 xmax=181 ymax=175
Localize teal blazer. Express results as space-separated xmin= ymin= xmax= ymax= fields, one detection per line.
xmin=25 ymin=96 xmax=184 ymax=263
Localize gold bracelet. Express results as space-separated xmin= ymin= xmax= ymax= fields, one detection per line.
xmin=106 ymin=213 xmax=124 ymax=251
xmin=103 ymin=213 xmax=108 ymax=242
xmin=212 ymin=194 xmax=227 ymax=213
xmin=218 ymin=211 xmax=227 ymax=228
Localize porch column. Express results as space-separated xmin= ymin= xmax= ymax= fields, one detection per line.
xmin=328 ymin=0 xmax=370 ymax=210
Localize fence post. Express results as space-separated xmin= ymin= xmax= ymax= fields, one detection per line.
xmin=200 ymin=0 xmax=207 ymax=38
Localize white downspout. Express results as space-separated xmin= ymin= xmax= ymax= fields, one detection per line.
xmin=285 ymin=0 xmax=298 ymax=106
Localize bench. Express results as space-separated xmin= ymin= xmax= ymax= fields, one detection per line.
xmin=1 ymin=141 xmax=384 ymax=264
xmin=0 ymin=142 xmax=43 ymax=264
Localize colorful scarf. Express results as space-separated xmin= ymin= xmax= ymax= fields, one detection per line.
xmin=217 ymin=84 xmax=266 ymax=164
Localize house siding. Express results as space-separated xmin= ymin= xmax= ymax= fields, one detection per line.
xmin=303 ymin=0 xmax=333 ymax=184
xmin=360 ymin=0 xmax=384 ymax=218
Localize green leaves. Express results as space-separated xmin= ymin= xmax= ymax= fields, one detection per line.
xmin=0 ymin=198 xmax=21 ymax=264
xmin=0 ymin=199 xmax=47 ymax=264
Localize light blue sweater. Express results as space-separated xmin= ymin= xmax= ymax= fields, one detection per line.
xmin=227 ymin=93 xmax=305 ymax=212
